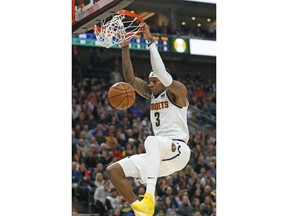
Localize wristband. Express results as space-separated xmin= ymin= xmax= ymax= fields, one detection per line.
xmin=148 ymin=41 xmax=154 ymax=47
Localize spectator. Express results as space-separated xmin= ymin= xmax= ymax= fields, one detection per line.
xmin=77 ymin=171 xmax=96 ymax=202
xmin=190 ymin=188 xmax=202 ymax=205
xmin=208 ymin=161 xmax=216 ymax=178
xmin=205 ymin=151 xmax=216 ymax=167
xmin=94 ymin=172 xmax=105 ymax=188
xmin=72 ymin=131 xmax=78 ymax=145
xmin=72 ymin=99 xmax=81 ymax=121
xmin=201 ymin=186 xmax=212 ymax=203
xmin=200 ymin=171 xmax=216 ymax=189
xmin=114 ymin=196 xmax=134 ymax=216
xmin=74 ymin=123 xmax=82 ymax=139
xmin=154 ymin=197 xmax=166 ymax=216
xmin=81 ymin=124 xmax=94 ymax=139
xmin=73 ymin=152 xmax=87 ymax=175
xmin=106 ymin=188 xmax=120 ymax=215
xmin=84 ymin=150 xmax=98 ymax=170
xmin=95 ymin=130 xmax=107 ymax=144
xmin=184 ymin=164 xmax=194 ymax=179
xmin=137 ymin=185 xmax=146 ymax=196
xmin=163 ymin=186 xmax=178 ymax=209
xmin=92 ymin=162 xmax=109 ymax=180
xmin=176 ymin=195 xmax=194 ymax=216
xmin=174 ymin=188 xmax=187 ymax=207
xmin=166 ymin=176 xmax=178 ymax=195
xmin=188 ymin=171 xmax=198 ymax=189
xmin=89 ymin=136 xmax=100 ymax=151
xmin=192 ymin=197 xmax=201 ymax=213
xmin=93 ymin=180 xmax=111 ymax=215
xmin=200 ymin=196 xmax=213 ymax=216
xmin=72 ymin=161 xmax=83 ymax=183
xmin=210 ymin=208 xmax=216 ymax=216
xmin=85 ymin=113 xmax=97 ymax=129
xmin=72 ymin=161 xmax=83 ymax=198
xmin=164 ymin=196 xmax=177 ymax=216
xmin=123 ymin=142 xmax=136 ymax=157
xmin=195 ymin=154 xmax=209 ymax=174
xmin=156 ymin=178 xmax=167 ymax=198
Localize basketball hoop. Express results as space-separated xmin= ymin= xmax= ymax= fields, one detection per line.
xmin=92 ymin=10 xmax=144 ymax=48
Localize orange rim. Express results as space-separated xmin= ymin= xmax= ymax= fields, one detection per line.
xmin=115 ymin=10 xmax=144 ymax=24
xmin=89 ymin=25 xmax=102 ymax=33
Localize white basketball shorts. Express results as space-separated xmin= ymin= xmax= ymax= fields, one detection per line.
xmin=117 ymin=136 xmax=191 ymax=184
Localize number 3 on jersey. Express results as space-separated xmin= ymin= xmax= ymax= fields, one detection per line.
xmin=154 ymin=112 xmax=160 ymax=126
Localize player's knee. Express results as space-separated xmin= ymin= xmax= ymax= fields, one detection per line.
xmin=144 ymin=136 xmax=158 ymax=150
xmin=106 ymin=163 xmax=116 ymax=178
xmin=106 ymin=163 xmax=124 ymax=180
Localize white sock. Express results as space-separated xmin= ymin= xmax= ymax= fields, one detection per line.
xmin=145 ymin=136 xmax=162 ymax=197
xmin=146 ymin=181 xmax=156 ymax=195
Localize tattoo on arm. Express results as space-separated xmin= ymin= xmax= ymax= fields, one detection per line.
xmin=122 ymin=49 xmax=136 ymax=86
xmin=122 ymin=48 xmax=151 ymax=99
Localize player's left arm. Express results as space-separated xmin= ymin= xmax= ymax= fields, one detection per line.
xmin=143 ymin=23 xmax=188 ymax=107
xmin=166 ymin=80 xmax=188 ymax=107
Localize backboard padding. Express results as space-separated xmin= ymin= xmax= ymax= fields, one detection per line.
xmin=72 ymin=0 xmax=134 ymax=35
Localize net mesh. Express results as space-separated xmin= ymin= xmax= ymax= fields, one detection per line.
xmin=95 ymin=14 xmax=144 ymax=48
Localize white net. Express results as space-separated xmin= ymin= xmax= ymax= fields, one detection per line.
xmin=95 ymin=14 xmax=144 ymax=48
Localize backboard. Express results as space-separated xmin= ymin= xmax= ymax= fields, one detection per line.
xmin=72 ymin=0 xmax=134 ymax=36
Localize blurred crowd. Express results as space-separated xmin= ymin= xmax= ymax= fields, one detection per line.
xmin=72 ymin=66 xmax=216 ymax=216
xmin=147 ymin=21 xmax=216 ymax=40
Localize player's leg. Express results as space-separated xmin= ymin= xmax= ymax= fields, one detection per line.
xmin=144 ymin=136 xmax=171 ymax=195
xmin=131 ymin=136 xmax=172 ymax=215
xmin=106 ymin=161 xmax=138 ymax=204
xmin=131 ymin=138 xmax=191 ymax=215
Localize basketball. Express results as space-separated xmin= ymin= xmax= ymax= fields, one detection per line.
xmin=108 ymin=82 xmax=136 ymax=110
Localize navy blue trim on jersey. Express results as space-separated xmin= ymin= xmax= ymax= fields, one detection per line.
xmin=166 ymin=91 xmax=183 ymax=109
xmin=172 ymin=139 xmax=186 ymax=143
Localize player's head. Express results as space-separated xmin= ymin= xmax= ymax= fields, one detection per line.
xmin=149 ymin=72 xmax=166 ymax=96
xmin=149 ymin=71 xmax=157 ymax=79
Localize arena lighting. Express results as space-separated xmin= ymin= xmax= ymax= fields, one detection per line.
xmin=182 ymin=0 xmax=216 ymax=4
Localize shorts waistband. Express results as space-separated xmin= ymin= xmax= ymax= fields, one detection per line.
xmin=172 ymin=139 xmax=186 ymax=143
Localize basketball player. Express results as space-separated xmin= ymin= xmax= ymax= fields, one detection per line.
xmin=106 ymin=23 xmax=191 ymax=216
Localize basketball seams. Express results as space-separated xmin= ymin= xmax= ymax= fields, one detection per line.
xmin=108 ymin=91 xmax=135 ymax=99
xmin=108 ymin=82 xmax=135 ymax=110
xmin=121 ymin=82 xmax=129 ymax=108
xmin=113 ymin=95 xmax=128 ymax=109
xmin=111 ymin=85 xmax=131 ymax=91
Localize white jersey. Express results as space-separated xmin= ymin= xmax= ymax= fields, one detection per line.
xmin=150 ymin=90 xmax=189 ymax=143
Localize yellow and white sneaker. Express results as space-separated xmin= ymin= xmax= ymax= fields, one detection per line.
xmin=131 ymin=193 xmax=154 ymax=216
